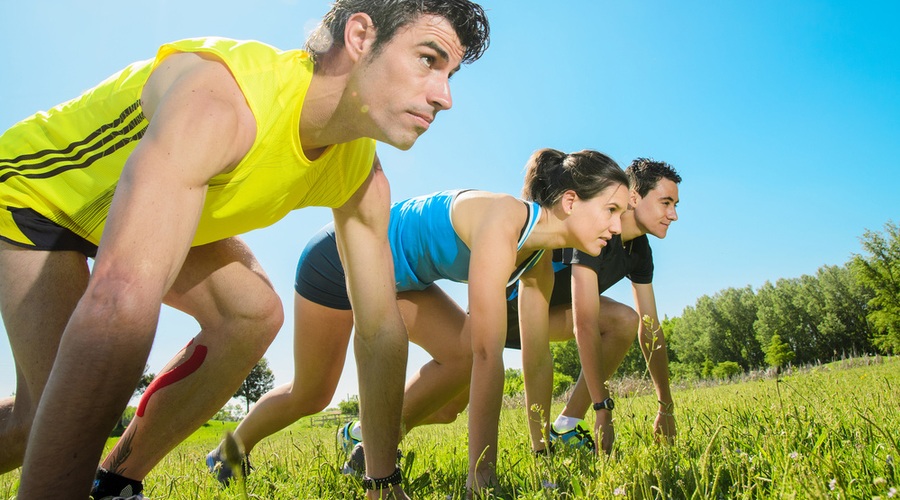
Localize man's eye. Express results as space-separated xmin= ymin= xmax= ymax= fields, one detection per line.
xmin=420 ymin=55 xmax=435 ymax=67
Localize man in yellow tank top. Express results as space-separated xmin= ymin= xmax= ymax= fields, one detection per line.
xmin=0 ymin=1 xmax=490 ymax=498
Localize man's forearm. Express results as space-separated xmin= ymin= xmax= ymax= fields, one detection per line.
xmin=639 ymin=323 xmax=673 ymax=404
xmin=355 ymin=318 xmax=408 ymax=478
xmin=19 ymin=317 xmax=154 ymax=496
xmin=575 ymin=325 xmax=610 ymax=402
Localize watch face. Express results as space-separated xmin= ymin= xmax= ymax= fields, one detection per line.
xmin=593 ymin=398 xmax=616 ymax=411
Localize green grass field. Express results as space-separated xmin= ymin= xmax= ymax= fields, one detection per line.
xmin=2 ymin=356 xmax=897 ymax=499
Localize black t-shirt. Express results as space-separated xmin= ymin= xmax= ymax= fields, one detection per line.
xmin=505 ymin=234 xmax=654 ymax=349
xmin=548 ymin=234 xmax=654 ymax=306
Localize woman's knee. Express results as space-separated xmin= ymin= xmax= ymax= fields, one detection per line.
xmin=283 ymin=383 xmax=333 ymax=416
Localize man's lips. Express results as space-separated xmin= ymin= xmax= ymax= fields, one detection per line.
xmin=410 ymin=111 xmax=433 ymax=129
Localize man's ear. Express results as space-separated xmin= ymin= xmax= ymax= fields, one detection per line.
xmin=629 ymin=188 xmax=641 ymax=209
xmin=344 ymin=12 xmax=377 ymax=63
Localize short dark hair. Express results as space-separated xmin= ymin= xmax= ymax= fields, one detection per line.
xmin=522 ymin=148 xmax=629 ymax=208
xmin=627 ymin=158 xmax=681 ymax=198
xmin=308 ymin=0 xmax=490 ymax=65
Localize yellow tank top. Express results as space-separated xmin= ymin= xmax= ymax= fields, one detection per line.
xmin=0 ymin=37 xmax=375 ymax=247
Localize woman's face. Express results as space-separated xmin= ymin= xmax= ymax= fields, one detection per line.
xmin=565 ymin=183 xmax=629 ymax=256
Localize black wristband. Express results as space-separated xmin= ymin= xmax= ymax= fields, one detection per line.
xmin=593 ymin=397 xmax=615 ymax=411
xmin=362 ymin=467 xmax=402 ymax=490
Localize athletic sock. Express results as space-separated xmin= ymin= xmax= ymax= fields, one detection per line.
xmin=553 ymin=415 xmax=581 ymax=433
xmin=91 ymin=467 xmax=143 ymax=499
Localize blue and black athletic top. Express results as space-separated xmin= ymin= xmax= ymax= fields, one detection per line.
xmin=294 ymin=189 xmax=544 ymax=309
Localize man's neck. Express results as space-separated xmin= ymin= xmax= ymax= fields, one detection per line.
xmin=619 ymin=210 xmax=645 ymax=243
xmin=299 ymin=55 xmax=357 ymax=158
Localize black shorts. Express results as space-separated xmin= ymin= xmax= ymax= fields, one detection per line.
xmin=294 ymin=223 xmax=352 ymax=310
xmin=504 ymin=265 xmax=573 ymax=350
xmin=0 ymin=207 xmax=98 ymax=258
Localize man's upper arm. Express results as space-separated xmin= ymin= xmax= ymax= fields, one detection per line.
xmin=517 ymin=255 xmax=553 ymax=347
xmin=93 ymin=54 xmax=256 ymax=290
xmin=632 ymin=282 xmax=659 ymax=326
xmin=571 ymin=263 xmax=601 ymax=332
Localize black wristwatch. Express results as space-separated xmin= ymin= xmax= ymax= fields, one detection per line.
xmin=362 ymin=467 xmax=403 ymax=490
xmin=593 ymin=397 xmax=615 ymax=411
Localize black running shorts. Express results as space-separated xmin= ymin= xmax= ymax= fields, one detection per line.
xmin=0 ymin=207 xmax=98 ymax=257
xmin=294 ymin=223 xmax=352 ymax=310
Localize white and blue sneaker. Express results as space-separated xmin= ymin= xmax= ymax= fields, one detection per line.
xmin=549 ymin=419 xmax=596 ymax=452
xmin=337 ymin=420 xmax=364 ymax=475
xmin=205 ymin=447 xmax=252 ymax=486
xmin=337 ymin=420 xmax=363 ymax=454
xmin=336 ymin=420 xmax=403 ymax=476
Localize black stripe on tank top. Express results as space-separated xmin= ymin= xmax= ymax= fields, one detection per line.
xmin=0 ymin=101 xmax=146 ymax=183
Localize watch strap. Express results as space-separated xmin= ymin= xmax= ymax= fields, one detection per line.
xmin=593 ymin=397 xmax=615 ymax=411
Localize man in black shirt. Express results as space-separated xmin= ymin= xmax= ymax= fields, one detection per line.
xmin=512 ymin=158 xmax=681 ymax=454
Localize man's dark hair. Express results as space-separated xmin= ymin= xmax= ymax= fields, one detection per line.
xmin=627 ymin=158 xmax=681 ymax=198
xmin=307 ymin=0 xmax=490 ymax=65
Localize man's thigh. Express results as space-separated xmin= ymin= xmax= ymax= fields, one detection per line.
xmin=0 ymin=241 xmax=90 ymax=400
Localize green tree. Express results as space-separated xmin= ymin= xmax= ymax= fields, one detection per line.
xmin=711 ymin=361 xmax=742 ymax=379
xmin=551 ymin=372 xmax=574 ymax=398
xmin=755 ymin=279 xmax=808 ymax=361
xmin=214 ymin=402 xmax=246 ymax=422
xmin=135 ymin=365 xmax=156 ymax=396
xmin=707 ymin=286 xmax=761 ymax=369
xmin=670 ymin=287 xmax=760 ymax=369
xmin=852 ymin=220 xmax=900 ymax=354
xmin=756 ymin=265 xmax=874 ymax=365
xmin=764 ymin=334 xmax=795 ymax=370
xmin=668 ymin=303 xmax=711 ymax=366
xmin=549 ymin=339 xmax=581 ymax=380
xmin=504 ymin=368 xmax=524 ymax=397
xmin=338 ymin=395 xmax=359 ymax=416
xmin=234 ymin=357 xmax=275 ymax=413
xmin=807 ymin=264 xmax=873 ymax=358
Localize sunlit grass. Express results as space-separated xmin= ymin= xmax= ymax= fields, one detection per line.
xmin=1 ymin=357 xmax=896 ymax=499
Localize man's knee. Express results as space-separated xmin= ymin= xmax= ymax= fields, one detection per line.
xmin=221 ymin=287 xmax=284 ymax=347
xmin=0 ymin=403 xmax=33 ymax=472
xmin=601 ymin=301 xmax=640 ymax=341
xmin=247 ymin=288 xmax=284 ymax=342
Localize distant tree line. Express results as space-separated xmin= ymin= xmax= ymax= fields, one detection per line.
xmin=551 ymin=220 xmax=900 ymax=382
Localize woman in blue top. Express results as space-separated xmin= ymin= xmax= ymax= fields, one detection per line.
xmin=208 ymin=148 xmax=630 ymax=495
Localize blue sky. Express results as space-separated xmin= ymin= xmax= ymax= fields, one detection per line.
xmin=1 ymin=0 xmax=898 ymax=408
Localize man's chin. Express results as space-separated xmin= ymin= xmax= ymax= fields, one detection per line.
xmin=383 ymin=134 xmax=419 ymax=151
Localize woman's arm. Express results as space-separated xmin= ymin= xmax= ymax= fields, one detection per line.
xmin=571 ymin=264 xmax=608 ymax=405
xmin=460 ymin=196 xmax=523 ymax=493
